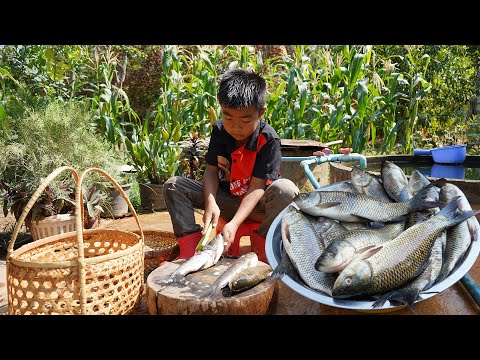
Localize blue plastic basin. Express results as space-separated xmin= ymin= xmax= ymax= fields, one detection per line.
xmin=431 ymin=144 xmax=466 ymax=164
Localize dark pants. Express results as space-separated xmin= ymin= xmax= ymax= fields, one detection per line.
xmin=163 ymin=177 xmax=299 ymax=238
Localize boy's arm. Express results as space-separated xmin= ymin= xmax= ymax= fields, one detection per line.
xmin=202 ymin=164 xmax=221 ymax=232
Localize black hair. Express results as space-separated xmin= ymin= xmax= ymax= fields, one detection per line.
xmin=217 ymin=68 xmax=266 ymax=112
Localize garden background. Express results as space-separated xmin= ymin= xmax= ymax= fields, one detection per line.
xmin=1 ymin=44 xmax=479 ymax=241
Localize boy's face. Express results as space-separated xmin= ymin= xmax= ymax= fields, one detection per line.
xmin=221 ymin=105 xmax=266 ymax=144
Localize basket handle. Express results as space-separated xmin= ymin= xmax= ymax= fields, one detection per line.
xmin=7 ymin=166 xmax=79 ymax=258
xmin=75 ymin=167 xmax=144 ymax=313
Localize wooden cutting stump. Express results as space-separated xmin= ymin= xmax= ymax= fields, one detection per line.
xmin=146 ymin=257 xmax=275 ymax=315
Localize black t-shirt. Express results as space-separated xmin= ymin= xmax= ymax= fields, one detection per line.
xmin=205 ymin=119 xmax=282 ymax=198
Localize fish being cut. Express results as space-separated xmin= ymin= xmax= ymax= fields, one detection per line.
xmin=162 ymin=233 xmax=224 ymax=286
xmin=203 ymin=252 xmax=259 ymax=299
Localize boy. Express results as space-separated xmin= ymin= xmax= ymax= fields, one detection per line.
xmin=163 ymin=68 xmax=299 ymax=263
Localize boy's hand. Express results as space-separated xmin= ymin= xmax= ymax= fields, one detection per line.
xmin=221 ymin=221 xmax=240 ymax=252
xmin=203 ymin=201 xmax=220 ymax=234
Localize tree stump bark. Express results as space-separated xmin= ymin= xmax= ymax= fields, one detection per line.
xmin=146 ymin=257 xmax=275 ymax=315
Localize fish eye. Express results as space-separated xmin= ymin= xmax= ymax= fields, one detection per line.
xmin=327 ymin=252 xmax=334 ymax=259
xmin=345 ymin=277 xmax=353 ymax=286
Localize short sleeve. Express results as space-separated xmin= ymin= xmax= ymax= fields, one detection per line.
xmin=252 ymin=138 xmax=282 ymax=180
xmin=205 ymin=125 xmax=219 ymax=167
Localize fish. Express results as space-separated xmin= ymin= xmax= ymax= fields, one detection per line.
xmin=271 ymin=249 xmax=304 ymax=284
xmin=163 ymin=233 xmax=224 ymax=286
xmin=203 ymin=252 xmax=259 ymax=299
xmin=226 ymin=264 xmax=272 ymax=295
xmin=332 ymin=196 xmax=478 ymax=299
xmin=304 ymin=213 xmax=348 ymax=248
xmin=381 ymin=161 xmax=412 ymax=202
xmin=280 ymin=205 xmax=336 ymax=296
xmin=317 ymin=181 xmax=359 ymax=193
xmin=436 ymin=183 xmax=479 ymax=282
xmin=339 ymin=221 xmax=371 ymax=231
xmin=350 ymin=165 xmax=392 ymax=202
xmin=407 ymin=169 xmax=432 ymax=196
xmin=371 ymin=232 xmax=445 ymax=308
xmin=294 ymin=183 xmax=440 ymax=223
xmin=316 ymin=221 xmax=405 ymax=273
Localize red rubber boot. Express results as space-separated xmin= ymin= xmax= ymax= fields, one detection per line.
xmin=250 ymin=230 xmax=268 ymax=265
xmin=176 ymin=232 xmax=203 ymax=259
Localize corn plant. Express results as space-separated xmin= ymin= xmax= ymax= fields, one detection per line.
xmin=88 ymin=46 xmax=138 ymax=145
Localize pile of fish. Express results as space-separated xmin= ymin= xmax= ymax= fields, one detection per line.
xmin=275 ymin=161 xmax=480 ymax=309
xmin=160 ymin=233 xmax=272 ymax=299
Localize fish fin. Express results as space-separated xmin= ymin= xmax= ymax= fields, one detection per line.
xmin=354 ymin=245 xmax=377 ymax=255
xmin=316 ymin=202 xmax=342 ymax=209
xmin=409 ymin=184 xmax=442 ymax=211
xmin=438 ymin=197 xmax=480 ymax=224
xmin=412 ymin=258 xmax=432 ymax=280
xmin=372 ymin=288 xmax=421 ymax=309
xmin=431 ymin=178 xmax=448 ymax=189
xmin=271 ymin=251 xmax=301 ymax=282
xmin=357 ymin=245 xmax=383 ymax=260
xmin=397 ymin=187 xmax=411 ymax=202
xmin=352 ymin=215 xmax=373 ymax=223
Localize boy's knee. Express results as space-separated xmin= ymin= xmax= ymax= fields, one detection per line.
xmin=163 ymin=176 xmax=185 ymax=196
xmin=271 ymin=178 xmax=299 ymax=198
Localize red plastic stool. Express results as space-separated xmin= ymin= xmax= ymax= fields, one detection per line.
xmin=215 ymin=218 xmax=261 ymax=256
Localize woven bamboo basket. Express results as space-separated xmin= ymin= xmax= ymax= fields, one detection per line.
xmin=131 ymin=230 xmax=179 ymax=276
xmin=6 ymin=166 xmax=145 ymax=315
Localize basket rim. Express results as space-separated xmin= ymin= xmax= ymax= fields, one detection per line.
xmin=9 ymin=228 xmax=142 ymax=269
xmin=131 ymin=229 xmax=176 ymax=237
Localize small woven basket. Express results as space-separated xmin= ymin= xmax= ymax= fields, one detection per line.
xmin=29 ymin=214 xmax=77 ymax=241
xmin=131 ymin=230 xmax=179 ymax=276
xmin=6 ymin=166 xmax=145 ymax=315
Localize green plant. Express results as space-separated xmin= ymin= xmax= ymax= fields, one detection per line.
xmin=178 ymin=131 xmax=209 ymax=180
xmin=122 ymin=118 xmax=183 ymax=184
xmin=0 ymin=99 xmax=126 ymax=225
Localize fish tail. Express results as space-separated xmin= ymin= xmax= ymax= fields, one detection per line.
xmin=372 ymin=288 xmax=421 ymax=309
xmin=409 ymin=184 xmax=442 ymax=211
xmin=438 ymin=196 xmax=480 ymax=225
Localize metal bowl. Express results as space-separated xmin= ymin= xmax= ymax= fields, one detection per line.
xmin=265 ymin=181 xmax=480 ymax=312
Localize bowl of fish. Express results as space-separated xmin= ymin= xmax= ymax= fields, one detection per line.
xmin=266 ymin=173 xmax=480 ymax=312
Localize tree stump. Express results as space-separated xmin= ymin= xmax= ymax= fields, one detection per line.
xmin=146 ymin=257 xmax=275 ymax=315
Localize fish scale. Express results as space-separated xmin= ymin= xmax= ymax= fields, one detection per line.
xmin=368 ymin=220 xmax=448 ymax=294
xmin=333 ymin=197 xmax=477 ymax=298
xmin=283 ymin=205 xmax=336 ymax=296
xmin=372 ymin=232 xmax=445 ymax=308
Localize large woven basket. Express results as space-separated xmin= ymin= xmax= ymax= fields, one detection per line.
xmin=131 ymin=230 xmax=179 ymax=276
xmin=6 ymin=166 xmax=145 ymax=315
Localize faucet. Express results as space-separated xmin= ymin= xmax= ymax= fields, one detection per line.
xmin=281 ymin=153 xmax=367 ymax=190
